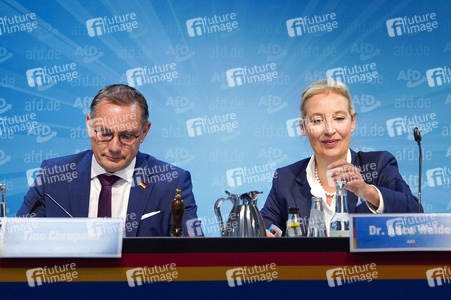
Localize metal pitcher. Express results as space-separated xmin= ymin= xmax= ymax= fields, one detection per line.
xmin=214 ymin=190 xmax=266 ymax=237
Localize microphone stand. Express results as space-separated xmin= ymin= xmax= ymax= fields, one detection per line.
xmin=417 ymin=144 xmax=422 ymax=213
xmin=414 ymin=127 xmax=422 ymax=213
xmin=29 ymin=193 xmax=73 ymax=218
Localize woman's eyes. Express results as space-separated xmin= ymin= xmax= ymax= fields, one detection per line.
xmin=310 ymin=116 xmax=346 ymax=123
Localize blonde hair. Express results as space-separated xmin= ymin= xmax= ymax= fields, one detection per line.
xmin=300 ymin=79 xmax=356 ymax=122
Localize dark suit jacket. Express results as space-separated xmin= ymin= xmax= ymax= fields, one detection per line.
xmin=260 ymin=150 xmax=422 ymax=235
xmin=17 ymin=150 xmax=201 ymax=237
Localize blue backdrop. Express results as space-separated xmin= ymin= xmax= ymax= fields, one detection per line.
xmin=0 ymin=0 xmax=450 ymax=236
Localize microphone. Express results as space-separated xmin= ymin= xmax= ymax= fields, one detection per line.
xmin=29 ymin=193 xmax=73 ymax=218
xmin=413 ymin=127 xmax=422 ymax=213
xmin=0 ymin=183 xmax=5 ymax=217
xmin=414 ymin=127 xmax=421 ymax=144
xmin=29 ymin=194 xmax=45 ymax=216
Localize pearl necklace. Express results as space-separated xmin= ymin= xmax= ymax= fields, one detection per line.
xmin=315 ymin=165 xmax=335 ymax=198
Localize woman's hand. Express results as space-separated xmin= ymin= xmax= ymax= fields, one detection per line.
xmin=266 ymin=229 xmax=276 ymax=237
xmin=266 ymin=225 xmax=282 ymax=237
xmin=327 ymin=159 xmax=380 ymax=208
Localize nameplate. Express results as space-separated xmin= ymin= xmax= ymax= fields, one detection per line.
xmin=350 ymin=213 xmax=451 ymax=252
xmin=0 ymin=218 xmax=123 ymax=257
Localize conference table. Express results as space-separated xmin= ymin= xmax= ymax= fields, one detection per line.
xmin=1 ymin=237 xmax=451 ymax=299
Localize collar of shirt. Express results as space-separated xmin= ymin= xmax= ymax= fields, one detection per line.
xmin=90 ymin=155 xmax=137 ymax=183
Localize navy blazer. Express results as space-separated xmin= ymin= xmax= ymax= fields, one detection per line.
xmin=17 ymin=150 xmax=201 ymax=237
xmin=260 ymin=150 xmax=422 ymax=235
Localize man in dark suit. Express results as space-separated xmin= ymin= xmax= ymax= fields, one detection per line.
xmin=17 ymin=84 xmax=201 ymax=237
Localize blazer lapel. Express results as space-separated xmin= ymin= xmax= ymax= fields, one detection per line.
xmin=293 ymin=177 xmax=313 ymax=218
xmin=126 ymin=153 xmax=155 ymax=236
xmin=347 ymin=192 xmax=359 ymax=213
xmin=70 ymin=151 xmax=93 ymax=217
xmin=293 ymin=165 xmax=313 ymax=233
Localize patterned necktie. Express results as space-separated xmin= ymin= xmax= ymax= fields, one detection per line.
xmin=97 ymin=174 xmax=120 ymax=217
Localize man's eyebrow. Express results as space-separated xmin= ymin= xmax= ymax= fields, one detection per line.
xmin=99 ymin=126 xmax=138 ymax=134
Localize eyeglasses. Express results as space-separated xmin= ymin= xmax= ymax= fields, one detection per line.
xmin=94 ymin=128 xmax=143 ymax=145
